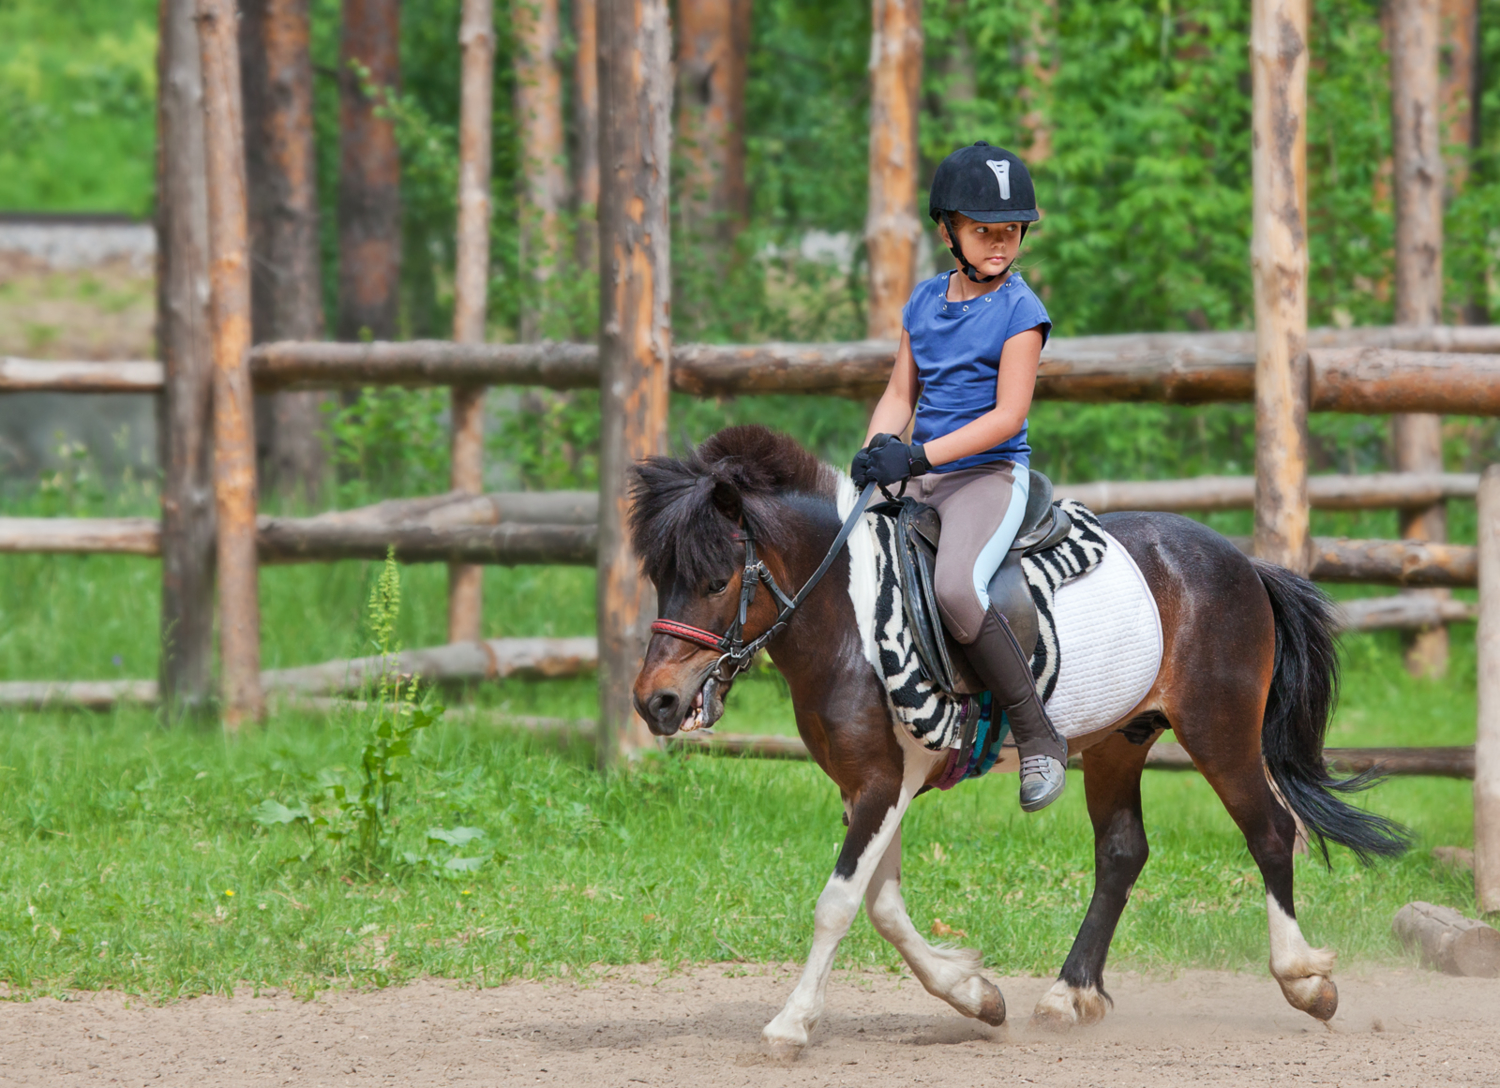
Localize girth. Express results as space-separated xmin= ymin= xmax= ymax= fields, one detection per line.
xmin=881 ymin=468 xmax=1072 ymax=698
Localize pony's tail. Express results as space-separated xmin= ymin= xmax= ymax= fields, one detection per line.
xmin=1253 ymin=559 xmax=1410 ymax=865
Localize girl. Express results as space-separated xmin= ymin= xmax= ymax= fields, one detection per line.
xmin=851 ymin=141 xmax=1066 ymax=812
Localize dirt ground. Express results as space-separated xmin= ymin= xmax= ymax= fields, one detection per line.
xmin=2 ymin=963 xmax=1498 ymax=1087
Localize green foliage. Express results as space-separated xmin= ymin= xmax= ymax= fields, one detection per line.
xmin=324 ymin=388 xmax=452 ymax=505
xmin=0 ymin=0 xmax=157 ymax=213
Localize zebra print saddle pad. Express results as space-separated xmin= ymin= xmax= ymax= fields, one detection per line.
xmin=838 ymin=478 xmax=1164 ymax=787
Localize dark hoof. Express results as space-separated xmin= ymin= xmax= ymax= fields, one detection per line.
xmin=977 ymin=979 xmax=1006 ymax=1026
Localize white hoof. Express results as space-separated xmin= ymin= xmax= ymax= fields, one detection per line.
xmin=762 ymin=1009 xmax=817 ymax=1060
xmin=1030 ymin=979 xmax=1108 ymax=1031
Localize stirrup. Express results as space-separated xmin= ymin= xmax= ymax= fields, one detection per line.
xmin=1019 ymin=754 xmax=1066 ymax=813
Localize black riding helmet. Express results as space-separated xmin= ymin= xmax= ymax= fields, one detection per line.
xmin=928 ymin=141 xmax=1038 ymax=283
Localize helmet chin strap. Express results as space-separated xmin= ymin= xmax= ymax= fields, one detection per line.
xmin=941 ymin=211 xmax=1027 ymax=284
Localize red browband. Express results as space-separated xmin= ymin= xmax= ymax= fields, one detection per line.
xmin=649 ymin=618 xmax=726 ymax=652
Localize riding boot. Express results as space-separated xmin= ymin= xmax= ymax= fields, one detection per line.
xmin=960 ymin=605 xmax=1068 ymax=812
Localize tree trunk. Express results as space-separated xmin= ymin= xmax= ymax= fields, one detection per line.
xmin=514 ymin=0 xmax=568 ymax=342
xmin=1440 ymin=0 xmax=1487 ymax=326
xmin=676 ymin=0 xmax=751 ymax=244
xmin=865 ymin=0 xmax=922 ymax=341
xmin=197 ymin=0 xmax=264 ymax=729
xmin=156 ymin=0 xmax=217 ymax=722
xmin=1250 ymin=0 xmax=1311 ymax=574
xmin=240 ymin=0 xmax=328 ymax=504
xmin=449 ymin=0 xmax=496 ymax=644
xmin=337 ymin=0 xmax=402 ymax=342
xmin=596 ymin=0 xmax=672 ymax=767
xmin=1391 ymin=0 xmax=1449 ymax=678
xmin=573 ymin=0 xmax=600 ymax=276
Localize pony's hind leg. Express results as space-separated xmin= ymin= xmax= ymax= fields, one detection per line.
xmin=864 ymin=824 xmax=1005 ymax=1026
xmin=1031 ymin=730 xmax=1153 ymax=1031
xmin=1180 ymin=710 xmax=1338 ymax=1021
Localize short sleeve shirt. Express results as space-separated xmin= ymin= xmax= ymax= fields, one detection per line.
xmin=902 ymin=271 xmax=1051 ymax=472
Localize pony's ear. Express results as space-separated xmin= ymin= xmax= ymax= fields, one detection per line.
xmin=711 ymin=478 xmax=743 ymax=523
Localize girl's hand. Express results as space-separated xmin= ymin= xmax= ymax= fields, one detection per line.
xmin=854 ymin=435 xmax=931 ymax=488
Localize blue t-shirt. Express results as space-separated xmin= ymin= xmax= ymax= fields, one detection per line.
xmin=902 ymin=271 xmax=1051 ymax=472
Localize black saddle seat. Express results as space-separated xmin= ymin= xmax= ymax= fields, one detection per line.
xmin=892 ymin=469 xmax=1072 ymax=697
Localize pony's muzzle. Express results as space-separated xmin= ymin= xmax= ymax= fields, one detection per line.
xmin=637 ymin=689 xmax=684 ymax=735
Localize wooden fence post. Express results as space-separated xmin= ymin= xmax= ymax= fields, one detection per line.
xmin=448 ymin=0 xmax=496 ymax=645
xmin=597 ymin=0 xmax=672 ymax=768
xmin=1391 ymin=0 xmax=1450 ymax=678
xmin=157 ymin=0 xmax=216 ymax=721
xmin=1475 ymin=465 xmax=1500 ymax=912
xmin=1250 ymin=0 xmax=1311 ymax=574
xmin=197 ymin=0 xmax=264 ymax=728
xmin=865 ymin=0 xmax=922 ymax=342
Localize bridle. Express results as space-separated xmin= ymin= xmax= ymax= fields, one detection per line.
xmin=649 ymin=482 xmax=878 ymax=684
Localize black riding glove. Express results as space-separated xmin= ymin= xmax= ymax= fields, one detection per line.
xmin=856 ymin=435 xmax=932 ymax=488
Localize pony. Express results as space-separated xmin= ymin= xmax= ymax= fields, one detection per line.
xmin=629 ymin=425 xmax=1406 ymax=1058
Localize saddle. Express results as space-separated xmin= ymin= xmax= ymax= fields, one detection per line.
xmin=885 ymin=469 xmax=1072 ymax=697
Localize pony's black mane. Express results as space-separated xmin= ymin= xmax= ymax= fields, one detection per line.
xmin=629 ymin=425 xmax=837 ymax=588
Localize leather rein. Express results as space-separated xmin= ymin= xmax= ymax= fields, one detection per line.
xmin=649 ymin=482 xmax=878 ymax=684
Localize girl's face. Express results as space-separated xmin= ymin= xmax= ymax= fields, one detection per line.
xmin=941 ymin=214 xmax=1023 ymax=277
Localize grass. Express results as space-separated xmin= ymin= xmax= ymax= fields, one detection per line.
xmin=0 ymin=707 xmax=1479 ymax=1000
xmin=0 ymin=541 xmax=1487 ymax=999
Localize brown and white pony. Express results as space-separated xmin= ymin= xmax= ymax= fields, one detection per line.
xmin=630 ymin=425 xmax=1406 ymax=1057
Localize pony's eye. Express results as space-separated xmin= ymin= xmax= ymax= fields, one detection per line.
xmin=707 ymin=579 xmax=729 ymax=596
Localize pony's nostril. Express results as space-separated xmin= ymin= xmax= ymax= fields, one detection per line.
xmin=646 ymin=691 xmax=679 ymax=724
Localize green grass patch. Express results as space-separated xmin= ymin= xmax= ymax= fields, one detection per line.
xmin=0 ymin=690 xmax=1479 ymax=999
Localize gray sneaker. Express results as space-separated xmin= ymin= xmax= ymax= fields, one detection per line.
xmin=1019 ymin=754 xmax=1066 ymax=812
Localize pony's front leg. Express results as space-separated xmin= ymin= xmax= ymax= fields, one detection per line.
xmin=761 ymin=780 xmax=910 ymax=1059
xmin=865 ymin=825 xmax=1005 ymax=1025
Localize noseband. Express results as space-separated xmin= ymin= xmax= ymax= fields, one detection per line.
xmin=650 ymin=482 xmax=878 ymax=683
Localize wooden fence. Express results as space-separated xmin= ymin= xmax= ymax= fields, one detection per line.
xmin=0 ymin=0 xmax=1494 ymax=907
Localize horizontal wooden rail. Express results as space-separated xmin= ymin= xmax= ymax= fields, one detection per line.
xmin=256 ymin=520 xmax=596 ymax=564
xmin=245 ymin=330 xmax=1500 ymax=413
xmin=0 ymin=512 xmax=1478 ymax=587
xmin=0 ymin=357 xmax=163 ymax=393
xmin=1221 ymin=536 xmax=1478 ymax=586
xmin=0 ymin=492 xmax=598 ymax=563
xmin=0 ymin=636 xmax=599 ymax=709
xmin=10 ymin=325 xmax=1500 ymax=412
xmin=1335 ymin=595 xmax=1476 ymax=631
xmin=1060 ymin=472 xmax=1479 ymax=512
xmin=0 ymin=517 xmax=161 ymax=554
xmin=666 ymin=734 xmax=1476 ymax=778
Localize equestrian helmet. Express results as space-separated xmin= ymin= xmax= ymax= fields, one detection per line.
xmin=928 ymin=142 xmax=1039 ymax=224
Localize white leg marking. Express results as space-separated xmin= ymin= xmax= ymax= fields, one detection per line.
xmin=762 ymin=741 xmax=937 ymax=1058
xmin=1266 ymin=893 xmax=1338 ymax=1020
xmin=864 ymin=825 xmax=1004 ymax=1025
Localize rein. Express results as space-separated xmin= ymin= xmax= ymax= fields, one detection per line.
xmin=650 ymin=481 xmax=878 ymax=683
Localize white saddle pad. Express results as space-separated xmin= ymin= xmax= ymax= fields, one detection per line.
xmin=1046 ymin=529 xmax=1163 ymax=739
